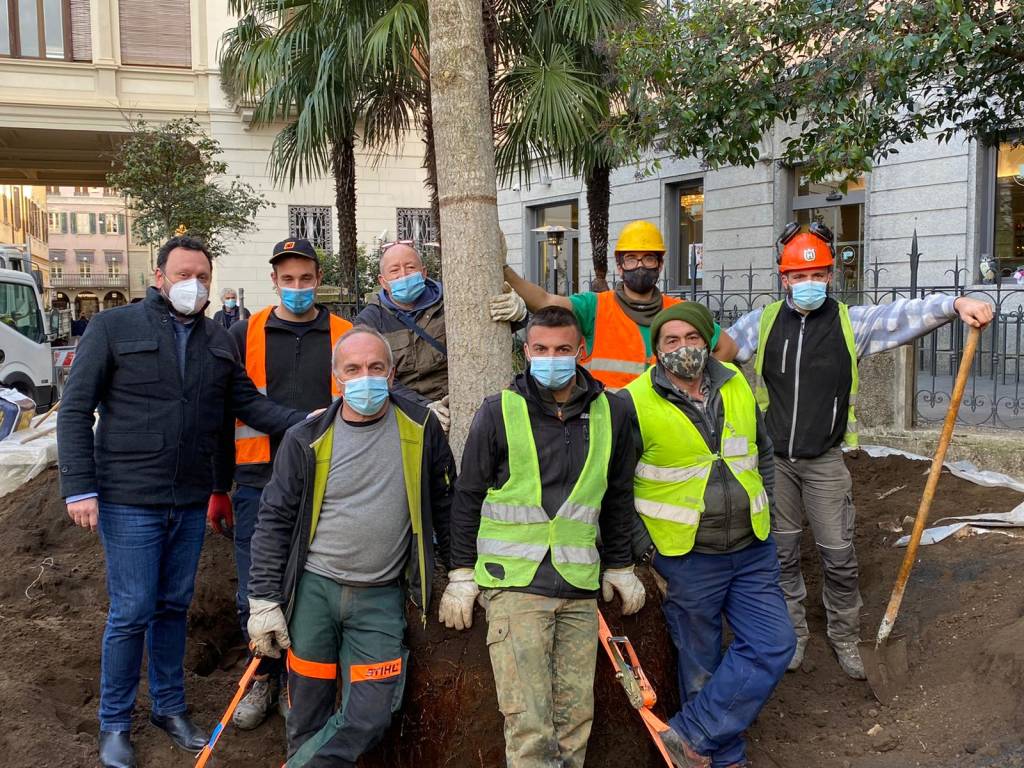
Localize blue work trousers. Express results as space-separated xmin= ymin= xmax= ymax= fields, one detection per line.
xmin=97 ymin=502 xmax=207 ymax=732
xmin=654 ymin=538 xmax=796 ymax=767
xmin=232 ymin=484 xmax=282 ymax=678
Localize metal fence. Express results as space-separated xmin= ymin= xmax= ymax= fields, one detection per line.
xmin=581 ymin=265 xmax=1024 ymax=431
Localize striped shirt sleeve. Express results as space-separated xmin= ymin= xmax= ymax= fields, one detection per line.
xmin=848 ymin=294 xmax=957 ymax=359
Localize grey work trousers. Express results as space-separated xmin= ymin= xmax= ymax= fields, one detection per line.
xmin=772 ymin=447 xmax=863 ymax=644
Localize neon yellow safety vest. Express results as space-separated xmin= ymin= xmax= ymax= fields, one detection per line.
xmin=625 ymin=366 xmax=769 ymax=557
xmin=752 ymin=300 xmax=859 ymax=448
xmin=474 ymin=390 xmax=612 ymax=591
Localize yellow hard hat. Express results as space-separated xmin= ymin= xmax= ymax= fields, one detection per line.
xmin=614 ymin=220 xmax=666 ymax=255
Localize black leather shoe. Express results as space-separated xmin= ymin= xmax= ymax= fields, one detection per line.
xmin=98 ymin=731 xmax=136 ymax=768
xmin=149 ymin=713 xmax=209 ymax=752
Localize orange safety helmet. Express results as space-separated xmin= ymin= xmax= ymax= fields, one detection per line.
xmin=776 ymin=221 xmax=835 ymax=273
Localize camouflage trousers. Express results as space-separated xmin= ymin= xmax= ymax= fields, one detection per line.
xmin=483 ymin=590 xmax=598 ymax=768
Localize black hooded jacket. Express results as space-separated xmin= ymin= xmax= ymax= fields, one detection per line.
xmin=450 ymin=367 xmax=636 ymax=599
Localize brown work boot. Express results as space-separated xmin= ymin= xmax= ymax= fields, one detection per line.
xmin=660 ymin=727 xmax=711 ymax=768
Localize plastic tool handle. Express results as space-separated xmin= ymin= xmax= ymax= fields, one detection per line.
xmin=195 ymin=655 xmax=263 ymax=768
xmin=875 ymin=325 xmax=981 ymax=646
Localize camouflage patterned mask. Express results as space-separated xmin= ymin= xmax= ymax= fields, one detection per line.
xmin=658 ymin=346 xmax=708 ymax=380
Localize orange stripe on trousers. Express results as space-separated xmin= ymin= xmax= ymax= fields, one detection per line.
xmin=287 ymin=649 xmax=337 ymax=680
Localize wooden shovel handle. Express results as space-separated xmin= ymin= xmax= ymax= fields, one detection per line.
xmin=875 ymin=325 xmax=981 ymax=645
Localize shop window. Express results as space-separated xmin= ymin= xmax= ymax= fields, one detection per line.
xmin=986 ymin=141 xmax=1024 ymax=284
xmin=665 ymin=179 xmax=704 ymax=288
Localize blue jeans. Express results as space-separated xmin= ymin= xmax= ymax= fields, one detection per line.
xmin=97 ymin=502 xmax=207 ymax=732
xmin=654 ymin=538 xmax=796 ymax=768
xmin=233 ymin=484 xmax=282 ymax=678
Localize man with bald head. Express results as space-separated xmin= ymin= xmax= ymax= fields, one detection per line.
xmin=354 ymin=242 xmax=451 ymax=429
xmin=246 ymin=326 xmax=455 ymax=767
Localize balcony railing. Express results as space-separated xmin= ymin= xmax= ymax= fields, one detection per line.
xmin=51 ymin=273 xmax=129 ymax=289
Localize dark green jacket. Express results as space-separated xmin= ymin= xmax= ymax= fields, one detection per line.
xmin=247 ymin=391 xmax=455 ymax=622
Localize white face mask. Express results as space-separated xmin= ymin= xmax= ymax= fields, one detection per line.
xmin=165 ymin=276 xmax=209 ymax=316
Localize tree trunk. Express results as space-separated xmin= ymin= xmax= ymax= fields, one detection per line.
xmin=331 ymin=137 xmax=358 ymax=302
xmin=586 ymin=162 xmax=611 ymax=292
xmin=429 ymin=0 xmax=513 ymax=461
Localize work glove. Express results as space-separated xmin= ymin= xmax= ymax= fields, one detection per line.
xmin=438 ymin=568 xmax=480 ymax=631
xmin=427 ymin=395 xmax=451 ymax=433
xmin=207 ymin=492 xmax=233 ymax=538
xmin=601 ymin=566 xmax=647 ymax=616
xmin=247 ymin=598 xmax=291 ymax=658
xmin=489 ymin=282 xmax=527 ymax=323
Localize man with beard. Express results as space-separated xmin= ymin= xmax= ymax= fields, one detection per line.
xmin=490 ymin=220 xmax=738 ymax=390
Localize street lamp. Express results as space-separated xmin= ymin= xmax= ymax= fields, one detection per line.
xmin=531 ymin=224 xmax=577 ymax=296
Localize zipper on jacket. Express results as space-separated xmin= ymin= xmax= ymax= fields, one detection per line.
xmin=787 ymin=316 xmax=806 ymax=460
xmin=830 ymin=397 xmax=838 ymax=434
xmin=781 ymin=339 xmax=789 ymax=374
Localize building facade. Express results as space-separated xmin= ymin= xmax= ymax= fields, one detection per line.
xmin=0 ymin=0 xmax=432 ymax=314
xmin=0 ymin=184 xmax=49 ymax=294
xmin=499 ymin=132 xmax=1024 ymax=296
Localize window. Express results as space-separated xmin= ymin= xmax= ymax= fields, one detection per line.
xmin=118 ymin=0 xmax=191 ymax=68
xmin=99 ymin=213 xmax=124 ymax=234
xmin=12 ymin=188 xmax=21 ymax=229
xmin=2 ymin=0 xmax=70 ymax=59
xmin=75 ymin=249 xmax=93 ymax=276
xmin=529 ymin=200 xmax=579 ymax=295
xmin=792 ymin=170 xmax=866 ymax=293
xmin=51 ymin=265 xmax=62 ymax=279
xmin=73 ymin=212 xmax=95 ymax=233
xmin=665 ymin=179 xmax=704 ymax=288
xmin=48 ymin=212 xmax=67 ymax=233
xmin=988 ymin=141 xmax=1024 ymax=283
xmin=396 ymin=207 xmax=438 ymax=246
xmin=45 ymin=185 xmax=60 ymax=194
xmin=79 ymin=263 xmax=91 ymax=276
xmin=288 ymin=206 xmax=332 ymax=251
xmin=0 ymin=279 xmax=44 ymax=342
xmin=49 ymin=248 xmax=65 ymax=261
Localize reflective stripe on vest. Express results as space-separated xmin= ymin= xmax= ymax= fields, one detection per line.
xmin=474 ymin=390 xmax=612 ymax=591
xmin=625 ymin=366 xmax=769 ymax=556
xmin=580 ymin=291 xmax=681 ymax=390
xmin=753 ymin=300 xmax=860 ymax=448
xmin=234 ymin=306 xmax=352 ymax=465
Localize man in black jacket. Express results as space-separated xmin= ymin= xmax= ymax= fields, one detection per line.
xmin=58 ymin=235 xmax=307 ymax=768
xmin=441 ymin=305 xmax=644 ymax=768
xmin=245 ymin=326 xmax=454 ymax=768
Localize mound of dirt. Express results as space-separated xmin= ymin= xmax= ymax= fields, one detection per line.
xmin=0 ymin=453 xmax=1022 ymax=767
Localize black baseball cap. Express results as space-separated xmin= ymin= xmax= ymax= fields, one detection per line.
xmin=270 ymin=238 xmax=319 ymax=266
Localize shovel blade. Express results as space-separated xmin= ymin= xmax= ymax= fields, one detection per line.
xmin=859 ymin=635 xmax=909 ymax=704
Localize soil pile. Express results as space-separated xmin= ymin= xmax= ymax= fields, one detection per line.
xmin=0 ymin=453 xmax=1022 ymax=767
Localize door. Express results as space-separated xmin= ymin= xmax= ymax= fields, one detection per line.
xmin=793 ymin=173 xmax=866 ymax=296
xmin=530 ymin=201 xmax=580 ymax=295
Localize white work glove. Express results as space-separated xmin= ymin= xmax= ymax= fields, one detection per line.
xmin=247 ymin=598 xmax=291 ymax=658
xmin=489 ymin=281 xmax=527 ymax=323
xmin=438 ymin=568 xmax=480 ymax=631
xmin=427 ymin=395 xmax=450 ymax=433
xmin=601 ymin=566 xmax=647 ymax=616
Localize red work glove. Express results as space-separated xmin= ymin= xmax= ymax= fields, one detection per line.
xmin=207 ymin=492 xmax=234 ymax=537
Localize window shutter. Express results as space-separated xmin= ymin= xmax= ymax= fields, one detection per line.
xmin=118 ymin=214 xmax=126 ymax=233
xmin=118 ymin=0 xmax=191 ymax=68
xmin=70 ymin=0 xmax=92 ymax=61
xmin=89 ymin=213 xmax=97 ymax=233
xmin=98 ymin=213 xmax=106 ymax=234
xmin=61 ymin=213 xmax=68 ymax=233
xmin=70 ymin=213 xmax=77 ymax=233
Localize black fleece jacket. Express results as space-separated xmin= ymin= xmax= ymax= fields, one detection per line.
xmin=450 ymin=367 xmax=636 ymax=599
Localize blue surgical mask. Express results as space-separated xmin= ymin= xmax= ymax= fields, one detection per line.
xmin=529 ymin=355 xmax=578 ymax=390
xmin=343 ymin=375 xmax=390 ymax=416
xmin=224 ymin=299 xmax=237 ymax=309
xmin=280 ymin=286 xmax=316 ymax=315
xmin=790 ymin=280 xmax=828 ymax=311
xmin=388 ymin=272 xmax=426 ymax=304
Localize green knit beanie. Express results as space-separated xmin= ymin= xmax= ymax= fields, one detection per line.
xmin=650 ymin=302 xmax=715 ymax=348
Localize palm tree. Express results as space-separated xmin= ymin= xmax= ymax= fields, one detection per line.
xmin=220 ymin=0 xmax=423 ymax=299
xmin=493 ymin=0 xmax=648 ymax=291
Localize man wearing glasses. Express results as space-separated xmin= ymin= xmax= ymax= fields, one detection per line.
xmin=727 ymin=222 xmax=994 ymax=679
xmin=490 ymin=220 xmax=738 ymax=390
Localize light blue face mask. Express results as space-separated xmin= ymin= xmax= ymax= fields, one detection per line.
xmin=790 ymin=280 xmax=828 ymax=311
xmin=343 ymin=375 xmax=390 ymax=416
xmin=529 ymin=355 xmax=578 ymax=390
xmin=224 ymin=299 xmax=237 ymax=309
xmin=388 ymin=272 xmax=426 ymax=304
xmin=280 ymin=286 xmax=316 ymax=315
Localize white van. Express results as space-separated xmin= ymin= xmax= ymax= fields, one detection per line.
xmin=0 ymin=268 xmax=57 ymax=411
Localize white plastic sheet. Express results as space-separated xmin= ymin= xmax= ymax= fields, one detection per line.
xmin=0 ymin=421 xmax=58 ymax=499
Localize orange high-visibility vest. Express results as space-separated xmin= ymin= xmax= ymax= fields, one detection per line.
xmin=234 ymin=306 xmax=351 ymax=465
xmin=581 ymin=291 xmax=681 ymax=390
